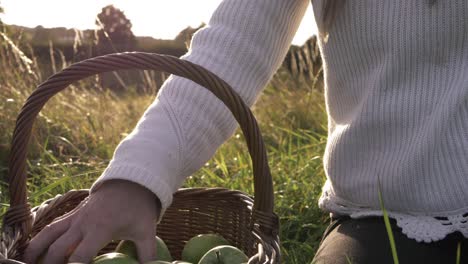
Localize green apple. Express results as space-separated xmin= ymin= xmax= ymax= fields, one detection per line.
xmin=181 ymin=234 xmax=230 ymax=263
xmin=91 ymin=252 xmax=139 ymax=264
xmin=116 ymin=236 xmax=173 ymax=261
xmin=198 ymin=245 xmax=248 ymax=264
xmin=115 ymin=240 xmax=137 ymax=258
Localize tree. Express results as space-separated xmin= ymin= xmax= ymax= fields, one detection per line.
xmin=32 ymin=25 xmax=51 ymax=45
xmin=94 ymin=5 xmax=136 ymax=55
xmin=93 ymin=5 xmax=137 ymax=91
xmin=174 ymin=23 xmax=205 ymax=49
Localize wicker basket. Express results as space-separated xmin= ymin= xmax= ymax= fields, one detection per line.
xmin=0 ymin=52 xmax=280 ymax=263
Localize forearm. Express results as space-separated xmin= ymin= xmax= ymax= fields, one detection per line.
xmin=90 ymin=0 xmax=309 ymax=219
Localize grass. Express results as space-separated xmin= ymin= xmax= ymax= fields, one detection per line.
xmin=378 ymin=181 xmax=399 ymax=264
xmin=0 ymin=29 xmax=328 ymax=263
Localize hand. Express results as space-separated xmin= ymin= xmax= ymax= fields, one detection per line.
xmin=23 ymin=179 xmax=162 ymax=264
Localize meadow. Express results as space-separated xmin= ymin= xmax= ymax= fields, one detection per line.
xmin=0 ymin=30 xmax=330 ymax=263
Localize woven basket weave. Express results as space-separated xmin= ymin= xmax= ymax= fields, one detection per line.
xmin=0 ymin=52 xmax=280 ymax=263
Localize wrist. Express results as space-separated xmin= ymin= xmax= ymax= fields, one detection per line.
xmin=96 ymin=179 xmax=162 ymax=214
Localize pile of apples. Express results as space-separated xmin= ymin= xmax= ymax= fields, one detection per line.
xmin=90 ymin=233 xmax=249 ymax=264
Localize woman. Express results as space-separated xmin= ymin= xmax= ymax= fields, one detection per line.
xmin=24 ymin=0 xmax=468 ymax=263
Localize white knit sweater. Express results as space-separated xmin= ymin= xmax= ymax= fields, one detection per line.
xmin=90 ymin=0 xmax=468 ymax=243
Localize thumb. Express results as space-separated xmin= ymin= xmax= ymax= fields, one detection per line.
xmin=134 ymin=236 xmax=157 ymax=263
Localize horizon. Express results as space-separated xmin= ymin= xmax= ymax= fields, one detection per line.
xmin=0 ymin=0 xmax=317 ymax=45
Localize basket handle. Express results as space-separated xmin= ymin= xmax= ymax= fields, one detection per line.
xmin=4 ymin=52 xmax=275 ymax=241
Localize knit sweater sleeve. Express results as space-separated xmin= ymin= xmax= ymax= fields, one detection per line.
xmin=89 ymin=0 xmax=309 ymax=219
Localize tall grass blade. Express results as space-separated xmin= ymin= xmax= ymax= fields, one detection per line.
xmin=377 ymin=179 xmax=399 ymax=264
xmin=28 ymin=175 xmax=72 ymax=202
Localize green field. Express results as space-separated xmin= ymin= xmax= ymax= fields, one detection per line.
xmin=0 ymin=31 xmax=329 ymax=263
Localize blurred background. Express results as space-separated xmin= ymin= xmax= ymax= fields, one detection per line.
xmin=0 ymin=0 xmax=320 ymax=92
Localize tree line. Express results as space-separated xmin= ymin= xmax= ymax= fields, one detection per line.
xmin=1 ymin=4 xmax=323 ymax=92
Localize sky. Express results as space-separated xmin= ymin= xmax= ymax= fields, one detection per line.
xmin=0 ymin=0 xmax=317 ymax=46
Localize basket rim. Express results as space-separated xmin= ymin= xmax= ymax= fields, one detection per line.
xmin=2 ymin=52 xmax=280 ymax=262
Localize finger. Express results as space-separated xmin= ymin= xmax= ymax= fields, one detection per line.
xmin=135 ymin=236 xmax=157 ymax=263
xmin=52 ymin=202 xmax=83 ymax=222
xmin=42 ymin=229 xmax=82 ymax=264
xmin=68 ymin=232 xmax=112 ymax=263
xmin=23 ymin=218 xmax=71 ymax=263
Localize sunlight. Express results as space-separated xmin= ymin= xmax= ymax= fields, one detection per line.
xmin=0 ymin=0 xmax=316 ymax=45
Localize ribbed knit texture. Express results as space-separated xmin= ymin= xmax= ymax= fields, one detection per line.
xmin=90 ymin=0 xmax=468 ymax=242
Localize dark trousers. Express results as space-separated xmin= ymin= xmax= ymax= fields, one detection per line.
xmin=311 ymin=216 xmax=468 ymax=264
